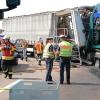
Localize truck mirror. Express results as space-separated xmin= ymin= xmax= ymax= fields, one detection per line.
xmin=6 ymin=0 xmax=20 ymax=8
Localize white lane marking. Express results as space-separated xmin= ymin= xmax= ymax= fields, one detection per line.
xmin=0 ymin=79 xmax=22 ymax=93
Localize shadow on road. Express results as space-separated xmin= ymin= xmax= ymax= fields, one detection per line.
xmin=13 ymin=63 xmax=35 ymax=73
xmin=89 ymin=68 xmax=100 ymax=79
xmin=70 ymin=82 xmax=100 ymax=86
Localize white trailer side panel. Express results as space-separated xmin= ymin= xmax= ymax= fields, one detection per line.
xmin=2 ymin=12 xmax=56 ymax=44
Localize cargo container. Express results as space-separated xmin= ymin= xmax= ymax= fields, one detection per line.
xmin=2 ymin=12 xmax=57 ymax=44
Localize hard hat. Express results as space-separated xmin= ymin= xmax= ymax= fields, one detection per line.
xmin=37 ymin=36 xmax=43 ymax=43
xmin=59 ymin=35 xmax=65 ymax=38
xmin=3 ymin=35 xmax=10 ymax=40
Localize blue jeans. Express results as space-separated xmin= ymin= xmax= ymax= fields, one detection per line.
xmin=60 ymin=57 xmax=71 ymax=83
xmin=45 ymin=58 xmax=54 ymax=81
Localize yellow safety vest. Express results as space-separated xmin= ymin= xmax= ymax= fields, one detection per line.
xmin=43 ymin=43 xmax=54 ymax=58
xmin=59 ymin=41 xmax=72 ymax=57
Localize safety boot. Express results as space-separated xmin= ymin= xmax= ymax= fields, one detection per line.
xmin=9 ymin=74 xmax=12 ymax=79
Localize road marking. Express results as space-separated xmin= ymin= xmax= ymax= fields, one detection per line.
xmin=0 ymin=79 xmax=22 ymax=93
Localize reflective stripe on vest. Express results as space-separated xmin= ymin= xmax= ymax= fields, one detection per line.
xmin=43 ymin=43 xmax=54 ymax=58
xmin=59 ymin=41 xmax=72 ymax=57
xmin=2 ymin=56 xmax=14 ymax=60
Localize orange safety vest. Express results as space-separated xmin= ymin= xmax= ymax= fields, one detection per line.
xmin=0 ymin=41 xmax=16 ymax=60
xmin=35 ymin=42 xmax=44 ymax=54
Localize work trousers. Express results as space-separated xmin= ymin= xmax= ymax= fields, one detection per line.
xmin=45 ymin=58 xmax=54 ymax=81
xmin=60 ymin=57 xmax=71 ymax=84
xmin=37 ymin=53 xmax=42 ymax=65
xmin=1 ymin=60 xmax=13 ymax=78
xmin=23 ymin=48 xmax=27 ymax=60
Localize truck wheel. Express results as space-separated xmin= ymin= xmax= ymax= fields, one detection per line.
xmin=21 ymin=56 xmax=23 ymax=60
xmin=80 ymin=47 xmax=86 ymax=59
xmin=87 ymin=52 xmax=95 ymax=66
xmin=31 ymin=52 xmax=34 ymax=57
xmin=25 ymin=57 xmax=28 ymax=61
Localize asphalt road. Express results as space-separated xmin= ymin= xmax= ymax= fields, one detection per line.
xmin=0 ymin=57 xmax=100 ymax=100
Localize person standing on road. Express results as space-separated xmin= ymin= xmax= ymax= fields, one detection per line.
xmin=21 ymin=40 xmax=28 ymax=61
xmin=0 ymin=35 xmax=16 ymax=79
xmin=43 ymin=37 xmax=55 ymax=81
xmin=34 ymin=37 xmax=44 ymax=66
xmin=56 ymin=35 xmax=73 ymax=84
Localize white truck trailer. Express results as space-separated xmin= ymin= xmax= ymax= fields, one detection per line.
xmin=2 ymin=12 xmax=57 ymax=43
xmin=2 ymin=12 xmax=57 ymax=55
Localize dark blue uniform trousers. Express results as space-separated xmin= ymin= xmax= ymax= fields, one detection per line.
xmin=60 ymin=57 xmax=71 ymax=84
xmin=45 ymin=58 xmax=54 ymax=81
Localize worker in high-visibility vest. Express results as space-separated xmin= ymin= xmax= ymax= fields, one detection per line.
xmin=35 ymin=37 xmax=44 ymax=65
xmin=43 ymin=37 xmax=55 ymax=81
xmin=0 ymin=35 xmax=16 ymax=79
xmin=56 ymin=35 xmax=73 ymax=84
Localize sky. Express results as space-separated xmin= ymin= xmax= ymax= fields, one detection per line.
xmin=0 ymin=0 xmax=100 ymax=18
xmin=0 ymin=0 xmax=99 ymax=29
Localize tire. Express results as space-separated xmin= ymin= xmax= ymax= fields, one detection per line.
xmin=80 ymin=47 xmax=95 ymax=66
xmin=31 ymin=52 xmax=34 ymax=57
xmin=86 ymin=52 xmax=95 ymax=66
xmin=80 ymin=47 xmax=86 ymax=59
xmin=25 ymin=57 xmax=28 ymax=61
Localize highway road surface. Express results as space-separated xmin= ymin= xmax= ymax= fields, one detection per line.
xmin=0 ymin=58 xmax=100 ymax=100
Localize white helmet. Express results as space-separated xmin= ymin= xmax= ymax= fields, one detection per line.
xmin=3 ymin=35 xmax=10 ymax=40
xmin=59 ymin=35 xmax=65 ymax=38
xmin=37 ymin=36 xmax=43 ymax=42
